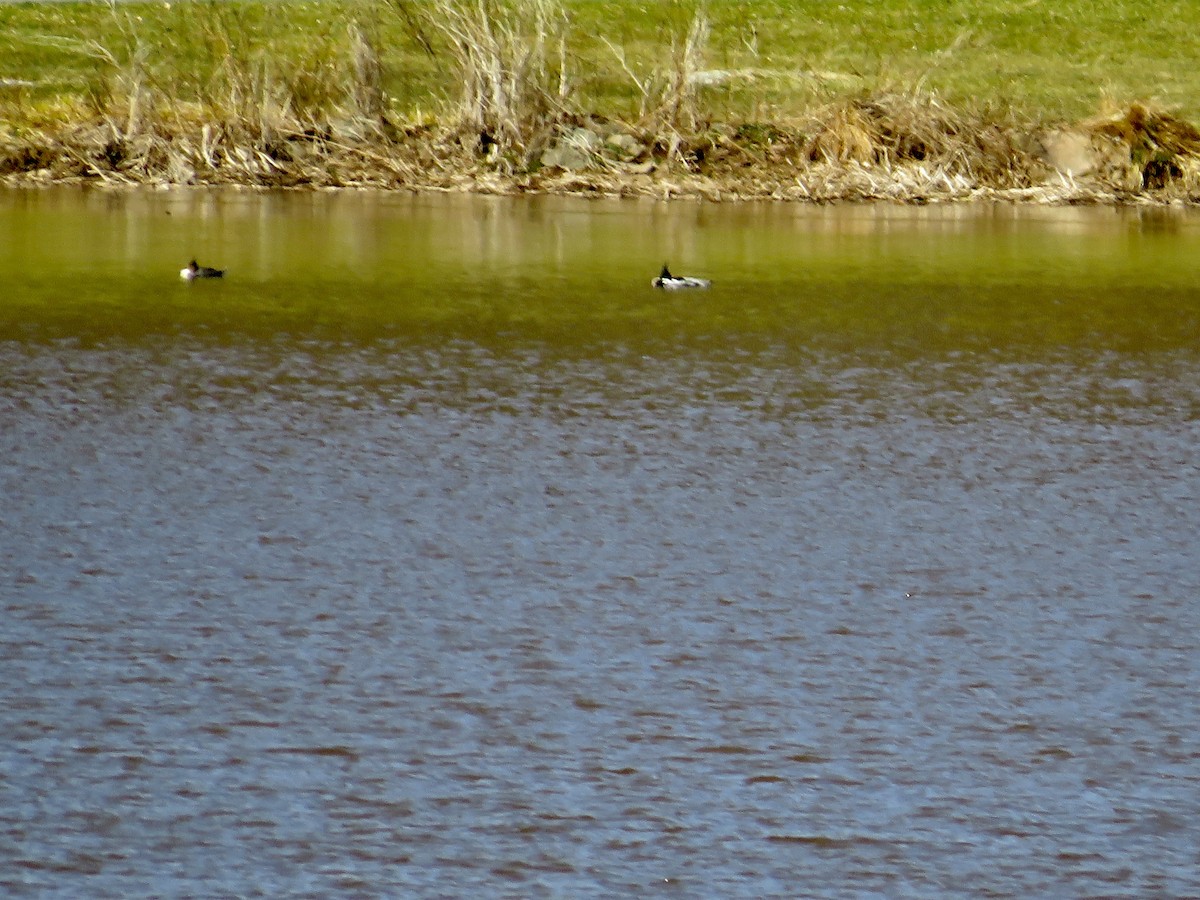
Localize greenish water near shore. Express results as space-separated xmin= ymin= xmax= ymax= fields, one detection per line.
xmin=3 ymin=188 xmax=1199 ymax=362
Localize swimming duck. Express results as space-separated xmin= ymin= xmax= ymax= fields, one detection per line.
xmin=652 ymin=264 xmax=710 ymax=290
xmin=180 ymin=259 xmax=225 ymax=280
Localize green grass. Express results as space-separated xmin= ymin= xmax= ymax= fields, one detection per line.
xmin=4 ymin=0 xmax=1200 ymax=128
xmin=565 ymin=0 xmax=1200 ymax=123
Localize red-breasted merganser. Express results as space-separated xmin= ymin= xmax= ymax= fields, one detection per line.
xmin=180 ymin=259 xmax=225 ymax=280
xmin=652 ymin=264 xmax=710 ymax=290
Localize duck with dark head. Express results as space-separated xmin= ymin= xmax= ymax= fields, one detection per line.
xmin=652 ymin=264 xmax=710 ymax=290
xmin=180 ymin=259 xmax=225 ymax=280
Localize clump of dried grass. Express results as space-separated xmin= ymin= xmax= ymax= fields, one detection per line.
xmin=1087 ymin=103 xmax=1200 ymax=191
xmin=600 ymin=8 xmax=711 ymax=162
xmin=652 ymin=9 xmax=711 ymax=135
xmin=392 ymin=0 xmax=571 ymax=158
xmin=802 ymin=91 xmax=1036 ymax=190
xmin=0 ymin=0 xmax=422 ymax=189
xmin=12 ymin=6 xmax=161 ymax=144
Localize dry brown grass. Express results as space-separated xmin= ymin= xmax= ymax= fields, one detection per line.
xmin=801 ymin=92 xmax=1037 ymax=190
xmin=10 ymin=91 xmax=1200 ymax=203
xmin=392 ymin=0 xmax=571 ymax=159
xmin=1086 ymin=103 xmax=1200 ymax=191
xmin=597 ymin=7 xmax=712 ymax=169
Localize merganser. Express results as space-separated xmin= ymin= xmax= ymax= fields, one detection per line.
xmin=652 ymin=264 xmax=710 ymax=290
xmin=180 ymin=259 xmax=225 ymax=280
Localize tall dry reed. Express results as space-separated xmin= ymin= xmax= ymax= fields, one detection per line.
xmin=803 ymin=91 xmax=1035 ymax=189
xmin=394 ymin=0 xmax=571 ymax=153
xmin=602 ymin=8 xmax=710 ymax=135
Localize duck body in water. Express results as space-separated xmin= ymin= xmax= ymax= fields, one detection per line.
xmin=180 ymin=259 xmax=225 ymax=280
xmin=652 ymin=264 xmax=710 ymax=290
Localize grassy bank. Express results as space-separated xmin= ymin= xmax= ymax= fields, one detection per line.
xmin=5 ymin=0 xmax=1200 ymax=201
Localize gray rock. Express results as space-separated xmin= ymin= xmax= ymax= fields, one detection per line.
xmin=541 ymin=127 xmax=602 ymax=170
xmin=605 ymin=132 xmax=645 ymax=161
xmin=1038 ymin=130 xmax=1100 ymax=176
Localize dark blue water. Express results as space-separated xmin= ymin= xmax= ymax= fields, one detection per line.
xmin=3 ymin=191 xmax=1200 ymax=897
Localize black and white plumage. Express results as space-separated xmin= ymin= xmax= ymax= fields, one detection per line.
xmin=180 ymin=259 xmax=225 ymax=280
xmin=652 ymin=264 xmax=710 ymax=290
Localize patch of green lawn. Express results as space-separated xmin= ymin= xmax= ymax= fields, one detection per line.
xmin=3 ymin=0 xmax=1200 ymax=128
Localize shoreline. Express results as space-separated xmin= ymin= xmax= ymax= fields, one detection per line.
xmin=5 ymin=101 xmax=1200 ymax=206
xmin=3 ymin=131 xmax=1197 ymax=208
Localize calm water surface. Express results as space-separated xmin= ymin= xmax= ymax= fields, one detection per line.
xmin=2 ymin=189 xmax=1199 ymax=897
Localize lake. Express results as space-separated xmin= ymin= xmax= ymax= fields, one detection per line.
xmin=2 ymin=188 xmax=1199 ymax=897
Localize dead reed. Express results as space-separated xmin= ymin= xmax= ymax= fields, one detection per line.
xmin=799 ymin=91 xmax=1039 ymax=191
xmin=1086 ymin=103 xmax=1200 ymax=192
xmin=602 ymin=8 xmax=710 ymax=134
xmin=392 ymin=0 xmax=572 ymax=159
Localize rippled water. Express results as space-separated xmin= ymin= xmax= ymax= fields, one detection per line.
xmin=2 ymin=190 xmax=1199 ymax=897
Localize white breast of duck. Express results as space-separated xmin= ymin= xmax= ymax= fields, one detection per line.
xmin=652 ymin=264 xmax=711 ymax=290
